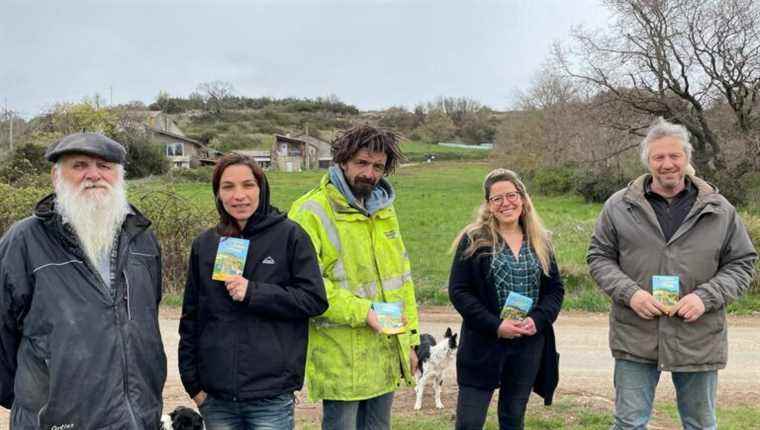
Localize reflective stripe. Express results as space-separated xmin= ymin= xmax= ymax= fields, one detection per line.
xmin=301 ymin=200 xmax=342 ymax=252
xmin=301 ymin=200 xmax=351 ymax=291
xmin=382 ymin=271 xmax=412 ymax=291
xmin=358 ymin=281 xmax=377 ymax=299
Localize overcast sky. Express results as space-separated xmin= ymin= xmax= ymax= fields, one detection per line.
xmin=1 ymin=0 xmax=611 ymax=118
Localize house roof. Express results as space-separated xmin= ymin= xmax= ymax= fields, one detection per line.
xmin=150 ymin=128 xmax=206 ymax=149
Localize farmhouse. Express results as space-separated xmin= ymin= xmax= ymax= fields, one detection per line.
xmin=144 ymin=112 xmax=216 ymax=168
xmin=271 ymin=134 xmax=332 ymax=171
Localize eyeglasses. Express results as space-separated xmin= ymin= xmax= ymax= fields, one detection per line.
xmin=488 ymin=192 xmax=521 ymax=205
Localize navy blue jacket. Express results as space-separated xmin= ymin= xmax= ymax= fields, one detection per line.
xmin=0 ymin=194 xmax=166 ymax=428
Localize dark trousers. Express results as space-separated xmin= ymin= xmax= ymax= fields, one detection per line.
xmin=455 ymin=333 xmax=544 ymax=430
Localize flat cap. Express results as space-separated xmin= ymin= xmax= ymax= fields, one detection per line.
xmin=45 ymin=132 xmax=127 ymax=164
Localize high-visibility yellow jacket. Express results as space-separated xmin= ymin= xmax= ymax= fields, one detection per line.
xmin=289 ymin=174 xmax=420 ymax=401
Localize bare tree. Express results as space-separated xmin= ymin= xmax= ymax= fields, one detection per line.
xmin=555 ymin=0 xmax=760 ymax=174
xmin=196 ymin=81 xmax=235 ymax=115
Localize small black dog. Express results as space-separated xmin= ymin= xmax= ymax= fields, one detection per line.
xmin=161 ymin=406 xmax=204 ymax=430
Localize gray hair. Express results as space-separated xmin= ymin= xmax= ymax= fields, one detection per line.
xmin=639 ymin=117 xmax=693 ymax=167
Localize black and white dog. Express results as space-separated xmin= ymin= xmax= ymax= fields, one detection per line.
xmin=160 ymin=406 xmax=204 ymax=430
xmin=413 ymin=327 xmax=458 ymax=410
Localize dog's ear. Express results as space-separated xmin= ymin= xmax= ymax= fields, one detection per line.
xmin=445 ymin=327 xmax=452 ymax=337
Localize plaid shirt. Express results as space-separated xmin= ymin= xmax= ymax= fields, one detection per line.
xmin=489 ymin=241 xmax=541 ymax=311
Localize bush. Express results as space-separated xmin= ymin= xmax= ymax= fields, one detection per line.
xmin=119 ymin=133 xmax=170 ymax=179
xmin=0 ymin=183 xmax=51 ymax=236
xmin=528 ymin=165 xmax=578 ymax=196
xmin=0 ymin=144 xmax=50 ymax=185
xmin=574 ymin=168 xmax=629 ymax=203
xmin=131 ymin=187 xmax=216 ymax=294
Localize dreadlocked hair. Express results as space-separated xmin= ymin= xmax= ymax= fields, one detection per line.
xmin=331 ymin=124 xmax=406 ymax=175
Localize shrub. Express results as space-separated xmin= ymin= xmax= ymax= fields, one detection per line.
xmin=0 ymin=183 xmax=51 ymax=236
xmin=0 ymin=144 xmax=50 ymax=185
xmin=120 ymin=133 xmax=170 ymax=179
xmin=574 ymin=167 xmax=629 ymax=203
xmin=131 ymin=187 xmax=216 ymax=294
xmin=528 ymin=165 xmax=578 ymax=196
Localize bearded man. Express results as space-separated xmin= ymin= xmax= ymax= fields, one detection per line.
xmin=289 ymin=125 xmax=420 ymax=430
xmin=0 ymin=133 xmax=167 ymax=429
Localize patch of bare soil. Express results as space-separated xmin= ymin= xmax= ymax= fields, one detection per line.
xmin=1 ymin=307 xmax=758 ymax=429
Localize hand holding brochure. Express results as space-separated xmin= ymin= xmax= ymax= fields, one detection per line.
xmin=212 ymin=237 xmax=250 ymax=281
xmin=652 ymin=275 xmax=680 ymax=315
xmin=501 ymin=291 xmax=533 ymax=321
xmin=373 ymin=302 xmax=405 ymax=334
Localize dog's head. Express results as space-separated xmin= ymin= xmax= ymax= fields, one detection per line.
xmin=444 ymin=327 xmax=458 ymax=350
xmin=168 ymin=406 xmax=204 ymax=430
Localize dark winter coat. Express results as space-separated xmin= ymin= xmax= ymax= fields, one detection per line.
xmin=0 ymin=194 xmax=166 ymax=429
xmin=178 ymin=182 xmax=327 ymax=402
xmin=448 ymin=235 xmax=564 ymax=405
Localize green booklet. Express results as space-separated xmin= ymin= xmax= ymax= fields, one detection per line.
xmin=212 ymin=237 xmax=250 ymax=281
xmin=373 ymin=302 xmax=405 ymax=334
xmin=501 ymin=291 xmax=533 ymax=321
xmin=652 ymin=275 xmax=680 ymax=313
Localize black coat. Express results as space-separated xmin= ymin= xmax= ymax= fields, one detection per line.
xmin=178 ymin=207 xmax=328 ymax=402
xmin=448 ymin=235 xmax=564 ymax=405
xmin=0 ymin=194 xmax=166 ymax=428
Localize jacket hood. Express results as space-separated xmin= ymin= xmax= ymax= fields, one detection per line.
xmin=239 ymin=174 xmax=287 ymax=237
xmin=327 ymin=166 xmax=395 ymax=216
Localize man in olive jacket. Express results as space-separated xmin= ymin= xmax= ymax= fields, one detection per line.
xmin=0 ymin=133 xmax=166 ymax=429
xmin=587 ymin=118 xmax=757 ymax=430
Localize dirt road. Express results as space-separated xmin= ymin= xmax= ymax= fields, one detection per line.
xmin=1 ymin=308 xmax=758 ymax=428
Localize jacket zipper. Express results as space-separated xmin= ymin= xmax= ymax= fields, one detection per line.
xmin=124 ymin=270 xmax=132 ymax=320
xmin=116 ymin=304 xmax=139 ymax=427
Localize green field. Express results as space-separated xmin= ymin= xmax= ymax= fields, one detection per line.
xmin=140 ymin=159 xmax=759 ymax=312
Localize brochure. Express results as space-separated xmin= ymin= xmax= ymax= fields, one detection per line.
xmin=373 ymin=302 xmax=405 ymax=334
xmin=501 ymin=291 xmax=533 ymax=321
xmin=212 ymin=237 xmax=250 ymax=281
xmin=652 ymin=275 xmax=680 ymax=314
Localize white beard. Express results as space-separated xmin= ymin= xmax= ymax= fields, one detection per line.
xmin=54 ymin=170 xmax=130 ymax=268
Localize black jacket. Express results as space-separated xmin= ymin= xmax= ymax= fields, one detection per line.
xmin=178 ymin=191 xmax=328 ymax=402
xmin=448 ymin=235 xmax=564 ymax=405
xmin=0 ymin=194 xmax=166 ymax=428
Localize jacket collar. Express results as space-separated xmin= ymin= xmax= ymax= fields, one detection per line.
xmin=623 ymin=174 xmax=721 ymax=210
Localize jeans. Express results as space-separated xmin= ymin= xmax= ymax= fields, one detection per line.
xmin=613 ymin=359 xmax=717 ymax=430
xmin=200 ymin=393 xmax=295 ymax=430
xmin=322 ymin=392 xmax=394 ymax=430
xmin=455 ymin=333 xmax=544 ymax=430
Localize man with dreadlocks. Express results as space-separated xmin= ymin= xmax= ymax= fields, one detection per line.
xmin=289 ymin=125 xmax=420 ymax=429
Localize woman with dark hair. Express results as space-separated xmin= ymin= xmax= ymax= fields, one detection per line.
xmin=449 ymin=168 xmax=564 ymax=430
xmin=178 ymin=153 xmax=328 ymax=430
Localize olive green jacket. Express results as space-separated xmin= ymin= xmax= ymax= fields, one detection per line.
xmin=587 ymin=174 xmax=757 ymax=371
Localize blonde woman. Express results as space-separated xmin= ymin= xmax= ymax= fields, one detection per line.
xmin=448 ymin=168 xmax=564 ymax=430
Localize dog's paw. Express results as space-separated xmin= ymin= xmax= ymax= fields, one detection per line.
xmin=435 ymin=402 xmax=444 ymax=409
xmin=414 ymin=402 xmax=422 ymax=410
